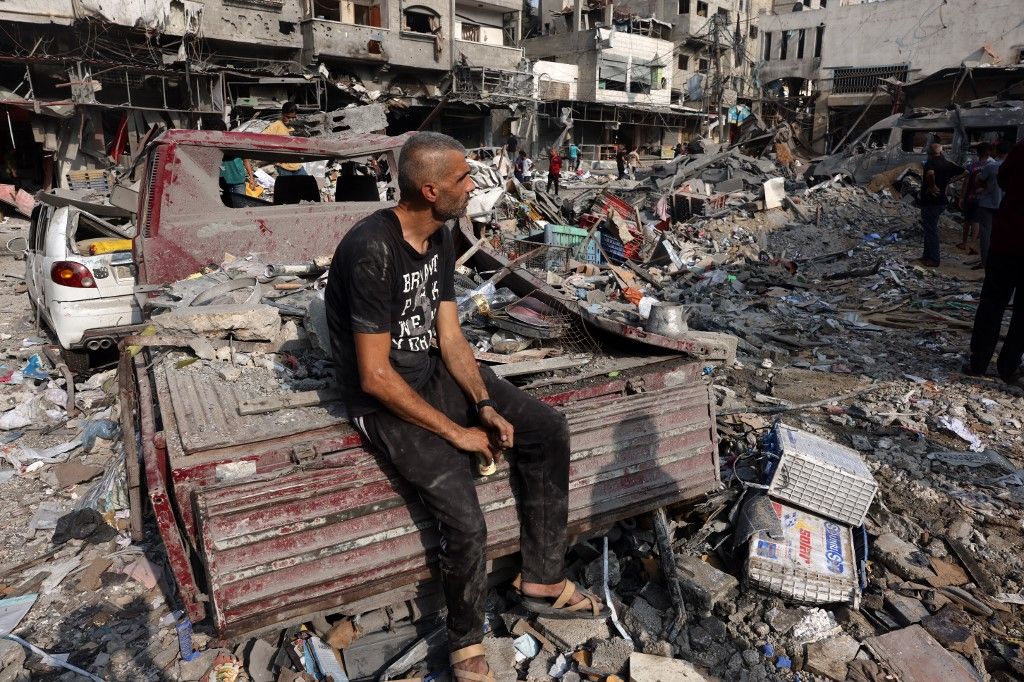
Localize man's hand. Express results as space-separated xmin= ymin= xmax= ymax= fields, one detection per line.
xmin=479 ymin=406 xmax=514 ymax=453
xmin=450 ymin=426 xmax=502 ymax=461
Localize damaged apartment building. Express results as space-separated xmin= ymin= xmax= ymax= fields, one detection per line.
xmin=524 ymin=0 xmax=770 ymax=156
xmin=0 ymin=0 xmax=529 ymax=205
xmin=755 ymin=0 xmax=1024 ymax=153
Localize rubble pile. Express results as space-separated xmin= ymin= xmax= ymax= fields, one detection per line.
xmin=0 ymin=129 xmax=1022 ymax=682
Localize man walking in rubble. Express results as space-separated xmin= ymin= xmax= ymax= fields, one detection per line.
xmin=918 ymin=143 xmax=965 ymax=267
xmin=965 ymin=138 xmax=1024 ymax=384
xmin=325 ymin=132 xmax=608 ymax=682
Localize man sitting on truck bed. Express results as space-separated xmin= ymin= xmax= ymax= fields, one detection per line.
xmin=325 ymin=132 xmax=608 ymax=682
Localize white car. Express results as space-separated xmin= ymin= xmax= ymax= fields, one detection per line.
xmin=21 ymin=193 xmax=142 ymax=371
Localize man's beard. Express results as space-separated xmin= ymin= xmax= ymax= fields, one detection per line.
xmin=434 ymin=193 xmax=469 ymax=222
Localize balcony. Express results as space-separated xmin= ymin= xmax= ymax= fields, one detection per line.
xmin=453 ymin=40 xmax=523 ymax=70
xmin=302 ymin=18 xmax=446 ymax=70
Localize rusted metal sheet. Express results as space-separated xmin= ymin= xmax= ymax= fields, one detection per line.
xmin=134 ymin=354 xmax=207 ymax=623
xmin=191 ymin=378 xmax=718 ymax=635
xmin=136 ymin=131 xmax=413 ymax=286
xmin=159 ymin=360 xmax=343 ymax=453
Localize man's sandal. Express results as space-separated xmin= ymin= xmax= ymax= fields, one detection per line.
xmin=511 ymin=575 xmax=611 ymax=620
xmin=450 ymin=644 xmax=495 ymax=682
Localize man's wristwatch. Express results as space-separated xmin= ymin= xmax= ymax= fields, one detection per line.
xmin=475 ymin=399 xmax=498 ymax=415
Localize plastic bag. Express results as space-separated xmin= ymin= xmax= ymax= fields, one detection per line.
xmin=80 ymin=419 xmax=120 ymax=452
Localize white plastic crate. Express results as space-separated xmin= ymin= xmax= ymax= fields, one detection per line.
xmin=746 ymin=500 xmax=859 ymax=606
xmin=767 ymin=423 xmax=877 ymax=527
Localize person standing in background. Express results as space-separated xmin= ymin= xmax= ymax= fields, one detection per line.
xmin=263 ymin=102 xmax=307 ymax=176
xmin=546 ymin=147 xmax=562 ymax=196
xmin=567 ymin=141 xmax=580 ymax=172
xmin=918 ymin=143 xmax=965 ymax=267
xmin=964 ymin=139 xmax=1024 ymax=384
xmin=974 ymin=141 xmax=1010 ymax=267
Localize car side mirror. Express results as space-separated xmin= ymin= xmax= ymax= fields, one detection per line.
xmin=6 ymin=236 xmax=28 ymax=255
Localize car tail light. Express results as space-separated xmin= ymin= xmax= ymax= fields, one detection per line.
xmin=51 ymin=261 xmax=96 ymax=288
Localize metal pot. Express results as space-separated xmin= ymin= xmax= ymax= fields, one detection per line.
xmin=644 ymin=303 xmax=689 ymax=338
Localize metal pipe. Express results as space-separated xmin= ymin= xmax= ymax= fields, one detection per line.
xmin=85 ymin=339 xmax=101 ymax=350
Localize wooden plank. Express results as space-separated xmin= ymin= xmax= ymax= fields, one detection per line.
xmin=238 ymin=389 xmax=344 ymax=416
xmin=492 ymin=355 xmax=592 ymax=378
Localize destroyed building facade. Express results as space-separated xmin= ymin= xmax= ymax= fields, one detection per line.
xmin=755 ymin=0 xmax=1024 ymax=153
xmin=524 ymin=0 xmax=772 ymax=154
xmin=0 ymin=0 xmax=529 ymax=198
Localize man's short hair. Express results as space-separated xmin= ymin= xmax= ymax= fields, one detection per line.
xmin=397 ymin=132 xmax=466 ymax=201
xmin=977 ymin=142 xmax=992 ymax=156
xmin=281 ymin=101 xmax=298 ymax=116
xmin=997 ymin=140 xmax=1013 ymax=155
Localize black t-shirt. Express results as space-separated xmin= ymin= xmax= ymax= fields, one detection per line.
xmin=921 ymin=156 xmax=965 ymax=206
xmin=616 ymin=150 xmax=626 ymax=171
xmin=324 ymin=208 xmax=456 ymax=416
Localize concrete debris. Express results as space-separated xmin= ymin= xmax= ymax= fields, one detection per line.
xmin=803 ymin=633 xmax=861 ymax=681
xmin=152 ymin=303 xmax=282 ymax=341
xmin=628 ymin=651 xmax=708 ymax=681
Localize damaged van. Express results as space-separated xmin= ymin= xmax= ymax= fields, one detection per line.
xmin=806 ymin=101 xmax=1024 ymax=183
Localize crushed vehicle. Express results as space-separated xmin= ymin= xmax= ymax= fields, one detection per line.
xmin=118 ymin=129 xmax=722 ymax=637
xmin=805 ymin=100 xmax=1024 ymax=183
xmin=20 ymin=191 xmax=141 ymax=371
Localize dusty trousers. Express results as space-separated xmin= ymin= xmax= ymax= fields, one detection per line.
xmin=354 ymin=360 xmax=571 ymax=652
xmin=968 ymin=252 xmax=1024 ymax=379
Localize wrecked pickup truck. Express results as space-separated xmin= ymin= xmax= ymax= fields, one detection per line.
xmin=806 ymin=100 xmax=1023 ymax=183
xmin=118 ymin=130 xmax=721 ymax=637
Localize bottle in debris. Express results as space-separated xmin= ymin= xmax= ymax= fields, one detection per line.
xmin=475 ymin=453 xmax=496 ymax=477
xmin=176 ymin=614 xmax=202 ymax=662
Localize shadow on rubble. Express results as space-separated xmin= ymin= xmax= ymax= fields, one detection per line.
xmin=37 ymin=591 xmax=166 ymax=682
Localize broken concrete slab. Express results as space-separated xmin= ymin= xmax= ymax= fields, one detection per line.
xmin=803 ymin=633 xmax=860 ymax=681
xmin=674 ymin=554 xmax=738 ymax=613
xmin=243 ymin=638 xmax=277 ymax=682
xmin=590 ymin=638 xmax=634 ymax=677
xmin=623 ymin=597 xmax=663 ymax=643
xmin=713 ymin=176 xmax=745 ymax=194
xmin=872 ymin=533 xmax=935 ymax=581
xmin=481 ymin=636 xmax=518 ymax=682
xmin=153 ymin=303 xmax=281 ymax=341
xmin=920 ymin=606 xmax=979 ymax=657
xmin=628 ymin=652 xmax=708 ymax=681
xmin=885 ymin=592 xmax=930 ymax=626
xmin=534 ymin=616 xmax=611 ymax=650
xmin=862 ymin=624 xmax=978 ymax=682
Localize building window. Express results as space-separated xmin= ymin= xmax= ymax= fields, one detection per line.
xmin=749 ymin=26 xmax=758 ymax=39
xmin=797 ymin=28 xmax=805 ymax=58
xmin=461 ymin=22 xmax=480 ymax=41
xmin=717 ymin=7 xmax=729 ymax=23
xmin=803 ymin=0 xmax=810 ymax=6
xmin=679 ymin=0 xmax=690 ymax=14
xmin=696 ymin=1 xmax=708 ymax=17
xmin=313 ymin=0 xmax=381 ymax=26
xmin=780 ymin=30 xmax=789 ymax=59
xmin=814 ymin=25 xmax=824 ymax=58
xmin=404 ymin=6 xmax=439 ymax=33
xmin=678 ymin=54 xmax=690 ymax=69
xmin=763 ymin=32 xmax=772 ymax=60
xmin=820 ymin=0 xmax=827 ymax=7
xmin=698 ymin=58 xmax=709 ymax=72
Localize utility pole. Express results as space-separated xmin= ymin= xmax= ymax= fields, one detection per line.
xmin=711 ymin=14 xmax=724 ymax=143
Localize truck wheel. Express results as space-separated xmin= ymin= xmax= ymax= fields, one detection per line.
xmin=61 ymin=348 xmax=92 ymax=376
